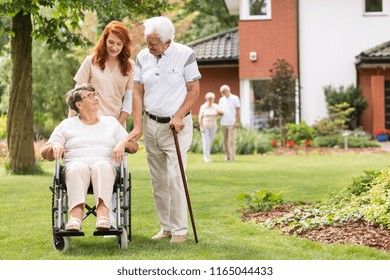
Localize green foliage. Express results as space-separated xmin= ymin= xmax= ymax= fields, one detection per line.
xmin=313 ymin=103 xmax=355 ymax=137
xmin=176 ymin=0 xmax=238 ymax=43
xmin=0 ymin=43 xmax=10 ymax=114
xmin=312 ymin=118 xmax=340 ymax=137
xmin=237 ymin=189 xmax=283 ymax=213
xmin=190 ymin=127 xmax=275 ymax=155
xmin=264 ymin=59 xmax=296 ymax=141
xmin=264 ymin=168 xmax=390 ymax=232
xmin=0 ymin=0 xmax=173 ymax=51
xmin=324 ymin=84 xmax=368 ymax=130
xmin=286 ymin=121 xmax=314 ymax=144
xmin=32 ymin=40 xmax=80 ymax=139
xmin=0 ymin=114 xmax=6 ymax=139
xmin=313 ymin=134 xmax=379 ymax=148
xmin=313 ymin=135 xmax=339 ymax=147
xmin=327 ymin=102 xmax=355 ymax=131
xmin=347 ymin=170 xmax=381 ymax=196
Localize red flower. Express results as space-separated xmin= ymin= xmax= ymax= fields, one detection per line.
xmin=272 ymin=140 xmax=278 ymax=147
xmin=375 ymin=129 xmax=387 ymax=135
xmin=304 ymin=140 xmax=311 ymax=147
xmin=287 ymin=140 xmax=296 ymax=147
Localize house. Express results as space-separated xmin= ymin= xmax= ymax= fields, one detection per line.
xmin=189 ymin=0 xmax=390 ymax=136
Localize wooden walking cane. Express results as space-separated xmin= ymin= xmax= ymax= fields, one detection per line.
xmin=171 ymin=126 xmax=199 ymax=243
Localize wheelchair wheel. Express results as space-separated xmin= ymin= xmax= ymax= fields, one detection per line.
xmin=52 ymin=235 xmax=70 ymax=252
xmin=117 ymin=228 xmax=128 ymax=250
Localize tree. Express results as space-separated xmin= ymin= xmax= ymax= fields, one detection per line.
xmin=0 ymin=0 xmax=172 ymax=173
xmin=175 ymin=0 xmax=238 ymax=43
xmin=264 ymin=59 xmax=296 ymax=143
xmin=324 ymin=84 xmax=368 ymax=130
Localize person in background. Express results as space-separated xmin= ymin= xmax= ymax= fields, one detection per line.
xmin=41 ymin=84 xmax=138 ymax=232
xmin=199 ymin=92 xmax=219 ymax=163
xmin=70 ymin=20 xmax=134 ymax=127
xmin=218 ymin=84 xmax=240 ymax=161
xmin=71 ymin=21 xmax=134 ymax=228
xmin=127 ymin=16 xmax=201 ymax=244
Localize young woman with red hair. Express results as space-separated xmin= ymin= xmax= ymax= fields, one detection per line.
xmin=70 ymin=21 xmax=134 ymax=127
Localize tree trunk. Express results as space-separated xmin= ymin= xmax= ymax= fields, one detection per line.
xmin=7 ymin=11 xmax=36 ymax=173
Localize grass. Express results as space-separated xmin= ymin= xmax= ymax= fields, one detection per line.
xmin=2 ymin=151 xmax=390 ymax=260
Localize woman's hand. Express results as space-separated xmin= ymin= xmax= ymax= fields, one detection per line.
xmin=113 ymin=140 xmax=126 ymax=164
xmin=52 ymin=143 xmax=65 ymax=160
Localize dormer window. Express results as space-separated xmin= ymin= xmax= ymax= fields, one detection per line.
xmin=241 ymin=0 xmax=272 ymax=20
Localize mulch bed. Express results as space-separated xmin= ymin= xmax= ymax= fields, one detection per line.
xmin=243 ymin=204 xmax=390 ymax=252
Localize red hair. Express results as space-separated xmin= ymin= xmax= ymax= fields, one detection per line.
xmin=92 ymin=21 xmax=132 ymax=76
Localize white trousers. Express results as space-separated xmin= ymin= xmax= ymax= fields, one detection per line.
xmin=143 ymin=113 xmax=193 ymax=235
xmin=65 ymin=161 xmax=116 ymax=212
xmin=201 ymin=127 xmax=217 ymax=161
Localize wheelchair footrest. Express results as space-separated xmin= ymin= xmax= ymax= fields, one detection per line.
xmin=93 ymin=228 xmax=122 ymax=236
xmin=56 ymin=229 xmax=85 ymax=237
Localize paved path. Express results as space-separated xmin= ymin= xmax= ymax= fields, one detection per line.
xmin=379 ymin=141 xmax=390 ymax=152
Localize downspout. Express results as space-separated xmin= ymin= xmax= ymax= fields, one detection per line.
xmin=296 ymin=0 xmax=301 ymax=123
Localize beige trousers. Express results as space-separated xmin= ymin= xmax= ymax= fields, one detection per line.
xmin=65 ymin=161 xmax=116 ymax=212
xmin=221 ymin=125 xmax=236 ymax=160
xmin=143 ymin=113 xmax=193 ymax=235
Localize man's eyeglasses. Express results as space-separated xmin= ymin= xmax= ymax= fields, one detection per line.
xmin=82 ymin=91 xmax=99 ymax=100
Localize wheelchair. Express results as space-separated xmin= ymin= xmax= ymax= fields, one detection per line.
xmin=50 ymin=159 xmax=132 ymax=252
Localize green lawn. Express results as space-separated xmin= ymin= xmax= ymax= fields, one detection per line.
xmin=1 ymin=151 xmax=390 ymax=260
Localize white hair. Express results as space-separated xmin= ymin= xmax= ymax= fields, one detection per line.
xmin=220 ymin=84 xmax=230 ymax=92
xmin=144 ymin=16 xmax=175 ymax=43
xmin=205 ymin=92 xmax=215 ymax=100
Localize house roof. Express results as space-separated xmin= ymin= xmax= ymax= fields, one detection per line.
xmin=356 ymin=40 xmax=390 ymax=68
xmin=187 ymin=28 xmax=239 ymax=66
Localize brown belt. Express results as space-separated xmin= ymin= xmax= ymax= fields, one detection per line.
xmin=145 ymin=111 xmax=190 ymax=123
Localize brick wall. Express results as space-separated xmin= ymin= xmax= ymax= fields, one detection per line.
xmin=238 ymin=0 xmax=298 ymax=79
xmin=358 ymin=68 xmax=390 ymax=136
xmin=190 ymin=66 xmax=239 ymax=115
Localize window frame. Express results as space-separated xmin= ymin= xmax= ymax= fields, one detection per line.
xmin=240 ymin=0 xmax=272 ymax=21
xmin=363 ymin=0 xmax=387 ymax=16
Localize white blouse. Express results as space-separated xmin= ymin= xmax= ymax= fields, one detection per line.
xmin=48 ymin=116 xmax=128 ymax=167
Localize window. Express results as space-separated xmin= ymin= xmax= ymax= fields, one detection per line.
xmin=250 ymin=80 xmax=271 ymax=128
xmin=250 ymin=0 xmax=268 ymax=16
xmin=385 ymin=81 xmax=390 ymax=129
xmin=241 ymin=0 xmax=272 ymax=20
xmin=365 ymin=0 xmax=383 ymax=12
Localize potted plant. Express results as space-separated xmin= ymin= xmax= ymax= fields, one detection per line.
xmin=374 ymin=129 xmax=389 ymax=142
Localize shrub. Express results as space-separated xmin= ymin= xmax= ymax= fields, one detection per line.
xmin=313 ymin=134 xmax=379 ymax=148
xmin=347 ymin=170 xmax=381 ymax=196
xmin=313 ymin=135 xmax=339 ymax=147
xmin=312 ymin=118 xmax=339 ymax=137
xmin=324 ymin=84 xmax=368 ymax=130
xmin=263 ymin=169 xmax=390 ymax=232
xmin=286 ymin=121 xmax=315 ymax=145
xmin=190 ymin=128 xmax=275 ymax=155
xmin=237 ymin=189 xmax=283 ymax=213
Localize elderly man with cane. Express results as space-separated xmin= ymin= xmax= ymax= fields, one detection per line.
xmin=127 ymin=16 xmax=201 ymax=244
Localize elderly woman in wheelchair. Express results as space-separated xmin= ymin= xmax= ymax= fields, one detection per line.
xmin=41 ymin=84 xmax=138 ymax=233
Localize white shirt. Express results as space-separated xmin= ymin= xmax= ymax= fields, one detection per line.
xmin=48 ymin=116 xmax=128 ymax=167
xmin=218 ymin=94 xmax=240 ymax=126
xmin=134 ymin=41 xmax=201 ymax=117
xmin=199 ymin=103 xmax=219 ymax=129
